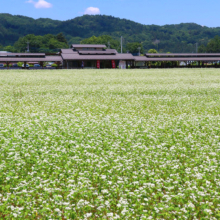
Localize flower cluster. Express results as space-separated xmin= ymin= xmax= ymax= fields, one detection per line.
xmin=0 ymin=69 xmax=220 ymax=219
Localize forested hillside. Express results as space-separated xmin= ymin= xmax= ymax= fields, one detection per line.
xmin=1 ymin=13 xmax=220 ymax=52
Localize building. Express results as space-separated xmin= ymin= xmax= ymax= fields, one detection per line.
xmin=61 ymin=44 xmax=134 ymax=69
xmin=1 ymin=44 xmax=220 ymax=69
xmin=0 ymin=52 xmax=62 ymax=69
xmin=134 ymin=53 xmax=220 ymax=68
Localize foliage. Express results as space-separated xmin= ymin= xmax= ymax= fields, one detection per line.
xmin=0 ymin=69 xmax=220 ymax=219
xmin=17 ymin=62 xmax=23 ymax=67
xmin=198 ymin=44 xmax=206 ymax=53
xmin=12 ymin=33 xmax=68 ymax=53
xmin=81 ymin=35 xmax=121 ymax=51
xmin=148 ymin=49 xmax=158 ymax=53
xmin=198 ymin=35 xmax=220 ymax=53
xmin=56 ymin=33 xmax=68 ymax=44
xmin=3 ymin=45 xmax=16 ymax=52
xmin=126 ymin=42 xmax=144 ymax=54
xmin=2 ymin=13 xmax=220 ymax=52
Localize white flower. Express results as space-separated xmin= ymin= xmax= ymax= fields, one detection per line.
xmin=107 ymin=213 xmax=113 ymax=217
xmin=84 ymin=213 xmax=92 ymax=218
xmin=204 ymin=209 xmax=212 ymax=214
xmin=188 ymin=203 xmax=195 ymax=209
xmin=102 ymin=189 xmax=108 ymax=194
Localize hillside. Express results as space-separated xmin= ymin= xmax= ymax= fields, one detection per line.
xmin=1 ymin=13 xmax=220 ymax=52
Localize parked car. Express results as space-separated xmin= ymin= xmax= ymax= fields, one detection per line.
xmin=46 ymin=64 xmax=52 ymax=68
xmin=0 ymin=64 xmax=4 ymax=68
xmin=34 ymin=64 xmax=41 ymax=67
xmin=22 ymin=64 xmax=29 ymax=68
xmin=12 ymin=63 xmax=18 ymax=67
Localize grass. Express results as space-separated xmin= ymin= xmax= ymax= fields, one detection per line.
xmin=0 ymin=69 xmax=220 ymax=219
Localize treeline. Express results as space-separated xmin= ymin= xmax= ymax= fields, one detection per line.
xmin=2 ymin=33 xmax=220 ymax=54
xmin=1 ymin=13 xmax=220 ymax=53
xmin=198 ymin=36 xmax=220 ymax=53
xmin=0 ymin=33 xmax=68 ymax=52
xmin=2 ymin=34 xmax=144 ymax=54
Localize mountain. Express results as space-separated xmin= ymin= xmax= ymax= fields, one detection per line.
xmin=1 ymin=13 xmax=220 ymax=52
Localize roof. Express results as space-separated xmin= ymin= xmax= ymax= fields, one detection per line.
xmin=134 ymin=56 xmax=149 ymax=61
xmin=0 ymin=53 xmax=45 ymax=57
xmin=78 ymin=49 xmax=117 ymax=55
xmin=146 ymin=53 xmax=220 ymax=57
xmin=61 ymin=53 xmax=134 ymax=60
xmin=60 ymin=49 xmax=77 ymax=54
xmin=0 ymin=56 xmax=62 ymax=62
xmin=136 ymin=57 xmax=220 ymax=62
xmin=71 ymin=44 xmax=106 ymax=49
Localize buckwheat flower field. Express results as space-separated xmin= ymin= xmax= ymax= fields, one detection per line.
xmin=0 ymin=69 xmax=220 ymax=219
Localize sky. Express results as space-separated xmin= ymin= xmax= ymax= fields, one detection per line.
xmin=1 ymin=0 xmax=220 ymax=27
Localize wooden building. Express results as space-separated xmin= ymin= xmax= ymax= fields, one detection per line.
xmin=61 ymin=44 xmax=134 ymax=69
xmin=134 ymin=53 xmax=220 ymax=68
xmin=0 ymin=52 xmax=62 ymax=69
xmin=1 ymin=45 xmax=220 ymax=69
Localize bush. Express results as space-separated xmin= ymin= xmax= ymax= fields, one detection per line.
xmin=17 ymin=62 xmax=23 ymax=67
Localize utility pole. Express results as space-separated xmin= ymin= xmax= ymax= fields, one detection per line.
xmin=138 ymin=47 xmax=141 ymax=56
xmin=108 ymin=41 xmax=110 ymax=49
xmin=196 ymin=42 xmax=198 ymax=53
xmin=26 ymin=42 xmax=30 ymax=53
xmin=121 ymin=36 xmax=123 ymax=53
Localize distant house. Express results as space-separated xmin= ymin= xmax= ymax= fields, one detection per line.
xmin=61 ymin=44 xmax=134 ymax=69
xmin=1 ymin=45 xmax=220 ymax=69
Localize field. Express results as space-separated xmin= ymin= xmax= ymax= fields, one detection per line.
xmin=0 ymin=69 xmax=220 ymax=219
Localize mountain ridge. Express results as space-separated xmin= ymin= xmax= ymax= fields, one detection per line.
xmin=0 ymin=13 xmax=220 ymax=52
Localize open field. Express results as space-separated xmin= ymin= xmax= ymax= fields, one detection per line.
xmin=0 ymin=69 xmax=220 ymax=219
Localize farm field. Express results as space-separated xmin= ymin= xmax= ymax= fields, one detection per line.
xmin=0 ymin=69 xmax=220 ymax=219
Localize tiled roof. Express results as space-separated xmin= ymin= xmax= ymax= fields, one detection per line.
xmin=135 ymin=57 xmax=220 ymax=62
xmin=71 ymin=44 xmax=106 ymax=48
xmin=61 ymin=53 xmax=134 ymax=60
xmin=78 ymin=50 xmax=117 ymax=55
xmin=60 ymin=49 xmax=77 ymax=54
xmin=146 ymin=53 xmax=220 ymax=57
xmin=0 ymin=56 xmax=62 ymax=62
xmin=0 ymin=53 xmax=45 ymax=57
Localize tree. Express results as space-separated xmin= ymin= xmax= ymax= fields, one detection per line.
xmin=206 ymin=36 xmax=220 ymax=52
xmin=3 ymin=45 xmax=16 ymax=52
xmin=198 ymin=36 xmax=220 ymax=53
xmin=148 ymin=49 xmax=158 ymax=53
xmin=198 ymin=44 xmax=206 ymax=53
xmin=3 ymin=13 xmax=220 ymax=53
xmin=13 ymin=34 xmax=68 ymax=53
xmin=81 ymin=35 xmax=120 ymax=51
xmin=126 ymin=42 xmax=144 ymax=54
xmin=56 ymin=33 xmax=68 ymax=44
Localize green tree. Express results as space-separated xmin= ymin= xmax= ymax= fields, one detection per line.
xmin=81 ymin=35 xmax=120 ymax=51
xmin=126 ymin=42 xmax=144 ymax=54
xmin=56 ymin=33 xmax=68 ymax=44
xmin=148 ymin=49 xmax=158 ymax=53
xmin=206 ymin=36 xmax=220 ymax=52
xmin=3 ymin=45 xmax=16 ymax=52
xmin=13 ymin=34 xmax=68 ymax=53
xmin=198 ymin=44 xmax=206 ymax=53
xmin=48 ymin=38 xmax=68 ymax=50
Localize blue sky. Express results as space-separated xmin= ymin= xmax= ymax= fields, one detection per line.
xmin=1 ymin=0 xmax=219 ymax=27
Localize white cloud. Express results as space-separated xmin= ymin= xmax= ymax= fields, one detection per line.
xmin=26 ymin=0 xmax=52 ymax=9
xmin=84 ymin=7 xmax=100 ymax=15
